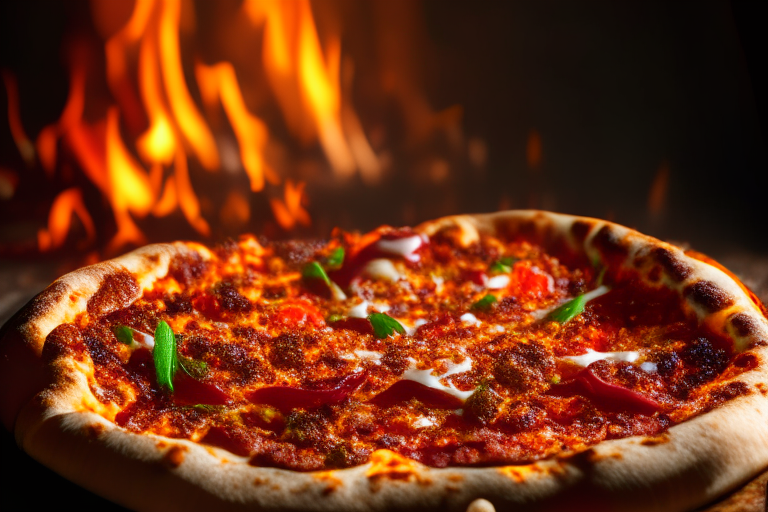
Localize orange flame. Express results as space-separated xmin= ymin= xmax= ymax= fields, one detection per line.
xmin=195 ymin=61 xmax=276 ymax=191
xmin=2 ymin=71 xmax=35 ymax=167
xmin=648 ymin=161 xmax=670 ymax=217
xmin=270 ymin=180 xmax=310 ymax=230
xmin=37 ymin=188 xmax=96 ymax=251
xmin=158 ymin=0 xmax=219 ymax=171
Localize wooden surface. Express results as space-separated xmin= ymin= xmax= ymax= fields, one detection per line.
xmin=2 ymin=251 xmax=768 ymax=512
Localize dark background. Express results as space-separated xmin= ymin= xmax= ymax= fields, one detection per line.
xmin=1 ymin=1 xmax=766 ymax=510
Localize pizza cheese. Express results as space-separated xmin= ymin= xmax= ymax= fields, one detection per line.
xmin=2 ymin=210 xmax=768 ymax=512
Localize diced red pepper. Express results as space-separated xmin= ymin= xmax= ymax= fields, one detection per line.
xmin=330 ymin=230 xmax=426 ymax=288
xmin=173 ymin=373 xmax=232 ymax=406
xmin=547 ymin=368 xmax=660 ymax=416
xmin=369 ymin=380 xmax=465 ymax=410
xmin=246 ymin=371 xmax=367 ymax=414
xmin=200 ymin=426 xmax=255 ymax=457
xmin=461 ymin=269 xmax=488 ymax=286
xmin=510 ymin=263 xmax=552 ymax=298
xmin=330 ymin=317 xmax=374 ymax=335
xmin=275 ymin=300 xmax=325 ymax=328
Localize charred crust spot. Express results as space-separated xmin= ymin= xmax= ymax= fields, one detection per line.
xmin=87 ymin=270 xmax=140 ymax=318
xmin=232 ymin=326 xmax=270 ymax=346
xmin=684 ymin=281 xmax=734 ymax=313
xmin=570 ymin=221 xmax=593 ymax=244
xmin=729 ymin=313 xmax=760 ymax=338
xmin=162 ymin=445 xmax=188 ymax=468
xmin=706 ymin=381 xmax=750 ymax=410
xmin=591 ymin=225 xmax=629 ymax=259
xmin=42 ymin=324 xmax=86 ymax=362
xmin=640 ymin=433 xmax=670 ymax=446
xmin=651 ymin=247 xmax=693 ymax=282
xmin=164 ymin=294 xmax=192 ymax=316
xmin=733 ymin=353 xmax=759 ymax=370
xmin=270 ymin=239 xmax=325 ymax=265
xmin=647 ymin=265 xmax=662 ymax=283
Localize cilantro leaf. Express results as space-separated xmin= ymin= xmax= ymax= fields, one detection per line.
xmin=325 ymin=247 xmax=345 ymax=269
xmin=302 ymin=261 xmax=331 ymax=285
xmin=471 ymin=294 xmax=497 ymax=312
xmin=490 ymin=256 xmax=516 ymax=274
xmin=114 ymin=325 xmax=134 ymax=345
xmin=547 ymin=294 xmax=587 ymax=324
xmin=153 ymin=321 xmax=177 ymax=392
xmin=178 ymin=354 xmax=208 ymax=379
xmin=368 ymin=313 xmax=406 ymax=338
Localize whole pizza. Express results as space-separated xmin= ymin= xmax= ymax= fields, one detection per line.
xmin=1 ymin=210 xmax=767 ymax=512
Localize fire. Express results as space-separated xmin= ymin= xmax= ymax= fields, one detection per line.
xmin=8 ymin=0 xmax=388 ymax=255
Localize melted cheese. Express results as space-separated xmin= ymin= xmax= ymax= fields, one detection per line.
xmin=460 ymin=313 xmax=481 ymax=326
xmin=375 ymin=235 xmax=425 ymax=262
xmin=362 ymin=259 xmax=403 ymax=282
xmin=401 ymin=356 xmax=475 ymax=401
xmin=564 ymin=348 xmax=640 ymax=367
xmin=487 ymin=274 xmax=510 ymax=290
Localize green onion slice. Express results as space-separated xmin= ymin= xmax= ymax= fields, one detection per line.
xmin=326 ymin=247 xmax=345 ymax=269
xmin=471 ymin=294 xmax=497 ymax=311
xmin=153 ymin=321 xmax=177 ymax=391
xmin=302 ymin=261 xmax=331 ymax=285
xmin=178 ymin=354 xmax=208 ymax=379
xmin=547 ymin=294 xmax=587 ymax=324
xmin=368 ymin=313 xmax=406 ymax=338
xmin=490 ymin=256 xmax=516 ymax=274
xmin=114 ymin=325 xmax=134 ymax=345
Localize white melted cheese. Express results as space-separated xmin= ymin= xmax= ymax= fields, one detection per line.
xmin=431 ymin=274 xmax=444 ymax=293
xmin=375 ymin=234 xmax=426 ymax=262
xmin=348 ymin=300 xmax=371 ymax=318
xmin=401 ymin=357 xmax=475 ymax=401
xmin=362 ymin=259 xmax=403 ymax=282
xmin=640 ymin=361 xmax=658 ymax=373
xmin=460 ymin=312 xmax=481 ymax=326
xmin=353 ymin=350 xmax=384 ymax=363
xmin=412 ymin=417 xmax=434 ymax=428
xmin=564 ymin=348 xmax=640 ymax=367
xmin=130 ymin=329 xmax=155 ymax=349
xmin=492 ymin=324 xmax=506 ymax=333
xmin=487 ymin=274 xmax=510 ymax=290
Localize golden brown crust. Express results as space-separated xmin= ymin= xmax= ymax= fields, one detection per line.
xmin=3 ymin=210 xmax=768 ymax=512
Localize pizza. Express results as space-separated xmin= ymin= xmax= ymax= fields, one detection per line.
xmin=1 ymin=210 xmax=768 ymax=512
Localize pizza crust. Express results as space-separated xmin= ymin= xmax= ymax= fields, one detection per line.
xmin=2 ymin=210 xmax=768 ymax=512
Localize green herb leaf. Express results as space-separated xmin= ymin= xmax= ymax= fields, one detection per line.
xmin=326 ymin=313 xmax=344 ymax=323
xmin=190 ymin=404 xmax=224 ymax=413
xmin=302 ymin=261 xmax=331 ymax=285
xmin=325 ymin=247 xmax=345 ymax=269
xmin=153 ymin=321 xmax=177 ymax=392
xmin=368 ymin=313 xmax=406 ymax=338
xmin=114 ymin=325 xmax=134 ymax=345
xmin=490 ymin=256 xmax=516 ymax=274
xmin=472 ymin=294 xmax=497 ymax=312
xmin=178 ymin=354 xmax=208 ymax=379
xmin=547 ymin=294 xmax=587 ymax=324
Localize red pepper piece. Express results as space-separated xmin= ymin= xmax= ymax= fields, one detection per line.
xmin=330 ymin=230 xmax=426 ymax=288
xmin=369 ymin=380 xmax=465 ymax=410
xmin=275 ymin=300 xmax=325 ymax=328
xmin=461 ymin=269 xmax=488 ymax=286
xmin=547 ymin=368 xmax=660 ymax=416
xmin=173 ymin=374 xmax=232 ymax=406
xmin=246 ymin=371 xmax=367 ymax=414
xmin=330 ymin=317 xmax=374 ymax=335
xmin=200 ymin=426 xmax=255 ymax=457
